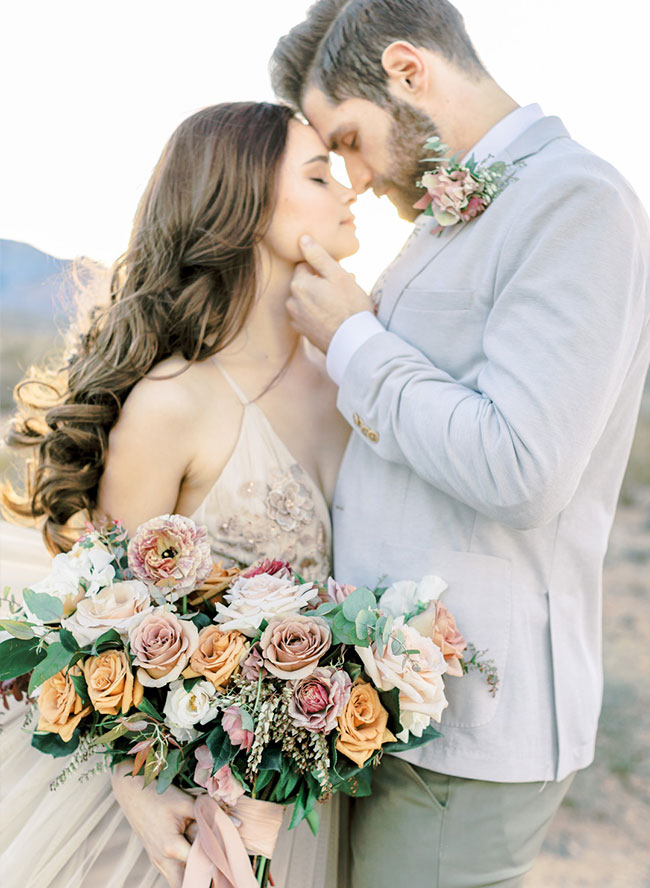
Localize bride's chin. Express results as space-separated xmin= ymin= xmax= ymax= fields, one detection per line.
xmin=331 ymin=234 xmax=360 ymax=262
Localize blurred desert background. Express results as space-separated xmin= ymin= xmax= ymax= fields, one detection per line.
xmin=1 ymin=237 xmax=649 ymax=886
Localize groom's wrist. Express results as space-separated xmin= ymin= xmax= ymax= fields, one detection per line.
xmin=326 ymin=311 xmax=385 ymax=385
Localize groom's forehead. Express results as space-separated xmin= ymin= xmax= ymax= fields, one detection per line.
xmin=302 ymin=87 xmax=365 ymax=147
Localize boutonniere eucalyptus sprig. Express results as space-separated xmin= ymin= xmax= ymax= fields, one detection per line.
xmin=414 ymin=136 xmax=520 ymax=234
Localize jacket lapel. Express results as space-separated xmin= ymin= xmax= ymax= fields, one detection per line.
xmin=376 ymin=116 xmax=572 ymax=326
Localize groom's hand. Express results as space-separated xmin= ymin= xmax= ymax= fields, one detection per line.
xmin=287 ymin=235 xmax=373 ymax=352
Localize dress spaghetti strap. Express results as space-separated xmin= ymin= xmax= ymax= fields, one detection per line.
xmin=212 ymin=359 xmax=250 ymax=406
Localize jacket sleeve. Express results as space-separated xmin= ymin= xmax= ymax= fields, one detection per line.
xmin=336 ymin=171 xmax=649 ymax=530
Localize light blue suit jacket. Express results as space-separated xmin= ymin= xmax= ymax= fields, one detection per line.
xmin=332 ymin=117 xmax=650 ymax=782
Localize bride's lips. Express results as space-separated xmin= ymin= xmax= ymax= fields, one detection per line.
xmin=340 ymin=215 xmax=356 ymax=227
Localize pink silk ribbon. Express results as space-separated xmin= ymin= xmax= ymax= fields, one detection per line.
xmin=182 ymin=794 xmax=285 ymax=888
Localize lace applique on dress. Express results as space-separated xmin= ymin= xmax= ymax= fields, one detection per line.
xmin=190 ymin=364 xmax=332 ymax=582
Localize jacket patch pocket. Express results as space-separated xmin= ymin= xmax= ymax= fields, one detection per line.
xmin=399 ymin=287 xmax=475 ymax=312
xmin=377 ymin=544 xmax=512 ymax=728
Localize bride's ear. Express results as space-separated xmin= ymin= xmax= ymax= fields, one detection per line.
xmin=381 ymin=41 xmax=429 ymax=100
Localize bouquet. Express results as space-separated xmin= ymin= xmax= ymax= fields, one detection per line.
xmin=0 ymin=515 xmax=496 ymax=887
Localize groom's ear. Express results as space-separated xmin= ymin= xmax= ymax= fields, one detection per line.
xmin=381 ymin=42 xmax=429 ymax=99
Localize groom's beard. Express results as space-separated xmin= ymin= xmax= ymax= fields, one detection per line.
xmin=375 ymin=96 xmax=442 ymax=222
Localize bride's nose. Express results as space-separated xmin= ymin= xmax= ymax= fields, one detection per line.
xmin=340 ymin=183 xmax=357 ymax=205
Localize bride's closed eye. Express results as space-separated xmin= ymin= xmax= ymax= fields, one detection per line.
xmin=310 ymin=177 xmax=329 ymax=185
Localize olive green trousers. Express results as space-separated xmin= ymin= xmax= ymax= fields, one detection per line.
xmin=349 ymin=756 xmax=575 ymax=888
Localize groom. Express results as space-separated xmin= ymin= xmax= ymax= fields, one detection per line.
xmin=271 ymin=1 xmax=650 ymax=886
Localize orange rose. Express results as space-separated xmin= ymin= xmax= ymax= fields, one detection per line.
xmin=184 ymin=626 xmax=248 ymax=690
xmin=336 ymin=679 xmax=395 ymax=768
xmin=37 ymin=665 xmax=92 ymax=742
xmin=83 ymin=649 xmax=144 ymax=715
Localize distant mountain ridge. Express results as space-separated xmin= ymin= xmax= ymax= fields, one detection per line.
xmin=0 ymin=239 xmax=75 ymax=329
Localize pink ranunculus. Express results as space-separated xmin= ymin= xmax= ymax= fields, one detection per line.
xmin=222 ymin=705 xmax=254 ymax=750
xmin=194 ymin=745 xmax=245 ymax=804
xmin=127 ymin=514 xmax=213 ymax=602
xmin=288 ymin=667 xmax=351 ymax=733
xmin=240 ymin=644 xmax=266 ymax=681
xmin=241 ymin=560 xmax=292 ymax=580
xmin=128 ymin=607 xmax=199 ymax=687
xmin=326 ymin=578 xmax=356 ymax=604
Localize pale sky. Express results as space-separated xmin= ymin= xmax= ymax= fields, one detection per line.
xmin=1 ymin=0 xmax=648 ymax=291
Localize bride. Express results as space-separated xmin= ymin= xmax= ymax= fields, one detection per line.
xmin=0 ymin=101 xmax=358 ymax=887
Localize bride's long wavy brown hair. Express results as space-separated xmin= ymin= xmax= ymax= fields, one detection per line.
xmin=3 ymin=101 xmax=295 ymax=553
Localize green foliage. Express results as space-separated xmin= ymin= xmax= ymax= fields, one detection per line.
xmin=136 ymin=696 xmax=163 ymax=721
xmin=190 ymin=612 xmax=213 ymax=630
xmin=206 ymin=725 xmax=234 ymax=776
xmin=341 ymin=587 xmax=376 ymax=621
xmin=259 ymin=747 xmax=282 ymax=772
xmin=156 ymin=748 xmax=183 ymax=794
xmin=383 ymin=724 xmax=442 ymax=754
xmin=28 ymin=642 xmax=74 ymax=694
xmin=0 ymin=619 xmax=35 ymax=640
xmin=90 ymin=629 xmax=123 ymax=654
xmin=22 ymin=589 xmax=63 ymax=623
xmin=58 ymin=628 xmax=79 ymax=653
xmin=0 ymin=635 xmax=46 ymax=681
xmin=70 ymin=671 xmax=91 ymax=706
xmin=32 ymin=729 xmax=80 ymax=758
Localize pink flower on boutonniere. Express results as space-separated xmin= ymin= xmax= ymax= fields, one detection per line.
xmin=414 ymin=136 xmax=519 ymax=233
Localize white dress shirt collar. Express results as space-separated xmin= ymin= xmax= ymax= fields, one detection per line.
xmin=463 ymin=103 xmax=545 ymax=166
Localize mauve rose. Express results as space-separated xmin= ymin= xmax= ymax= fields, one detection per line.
xmin=289 ymin=667 xmax=351 ymax=733
xmin=459 ymin=194 xmax=488 ymax=222
xmin=260 ymin=614 xmax=331 ymax=681
xmin=326 ymin=578 xmax=356 ymax=604
xmin=241 ymin=644 xmax=266 ymax=681
xmin=128 ymin=514 xmax=213 ymax=602
xmin=194 ymin=745 xmax=245 ymax=804
xmin=222 ymin=705 xmax=254 ymax=750
xmin=128 ymin=607 xmax=199 ymax=687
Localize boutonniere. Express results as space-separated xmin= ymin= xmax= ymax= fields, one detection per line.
xmin=414 ymin=136 xmax=520 ymax=234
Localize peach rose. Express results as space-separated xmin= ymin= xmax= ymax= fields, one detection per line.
xmin=259 ymin=614 xmax=331 ymax=681
xmin=83 ymin=649 xmax=144 ymax=715
xmin=129 ymin=607 xmax=199 ymax=687
xmin=183 ymin=626 xmax=249 ymax=690
xmin=356 ymin=619 xmax=448 ymax=730
xmin=336 ymin=679 xmax=395 ymax=768
xmin=37 ymin=665 xmax=91 ymax=743
xmin=409 ymin=601 xmax=467 ymax=677
xmin=63 ymin=580 xmax=152 ymax=646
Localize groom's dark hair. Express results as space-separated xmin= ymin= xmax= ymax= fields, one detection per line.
xmin=270 ymin=0 xmax=486 ymax=109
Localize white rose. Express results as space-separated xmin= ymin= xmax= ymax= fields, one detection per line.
xmin=63 ymin=580 xmax=152 ymax=646
xmin=163 ymin=679 xmax=219 ymax=742
xmin=379 ymin=575 xmax=448 ymax=619
xmin=395 ymin=711 xmax=431 ymax=744
xmin=356 ymin=618 xmax=448 ymax=733
xmin=214 ymin=573 xmax=317 ymax=637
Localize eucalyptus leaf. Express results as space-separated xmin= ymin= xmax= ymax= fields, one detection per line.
xmin=0 ymin=619 xmax=35 ymax=640
xmin=28 ymin=642 xmax=73 ymax=694
xmin=23 ymin=589 xmax=64 ymax=623
xmin=341 ymin=587 xmax=376 ymax=621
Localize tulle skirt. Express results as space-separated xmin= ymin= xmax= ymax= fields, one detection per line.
xmin=0 ymin=521 xmax=348 ymax=888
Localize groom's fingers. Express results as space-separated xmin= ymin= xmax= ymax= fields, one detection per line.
xmin=299 ymin=235 xmax=340 ymax=280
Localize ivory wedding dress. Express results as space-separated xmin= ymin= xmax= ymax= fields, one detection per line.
xmin=0 ymin=362 xmax=348 ymax=888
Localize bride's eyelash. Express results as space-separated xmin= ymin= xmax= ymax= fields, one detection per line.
xmin=311 ymin=177 xmax=329 ymax=185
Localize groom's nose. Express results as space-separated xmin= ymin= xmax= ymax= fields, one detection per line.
xmin=344 ymin=155 xmax=373 ymax=194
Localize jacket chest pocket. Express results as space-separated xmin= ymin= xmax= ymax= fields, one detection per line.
xmin=389 ymin=288 xmax=486 ymax=380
